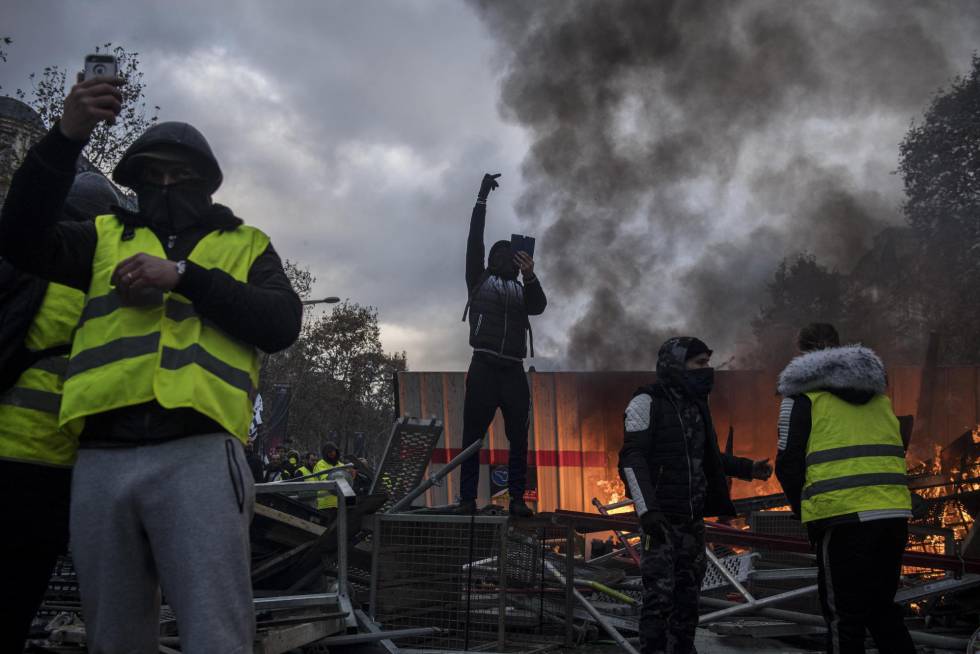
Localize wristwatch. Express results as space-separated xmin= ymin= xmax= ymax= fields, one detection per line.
xmin=175 ymin=260 xmax=187 ymax=277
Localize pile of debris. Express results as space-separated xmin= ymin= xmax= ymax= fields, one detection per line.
xmin=22 ymin=416 xmax=980 ymax=653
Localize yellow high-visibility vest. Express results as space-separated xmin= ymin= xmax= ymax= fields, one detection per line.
xmin=0 ymin=282 xmax=85 ymax=466
xmin=60 ymin=215 xmax=270 ymax=442
xmin=313 ymin=459 xmax=341 ymax=510
xmin=801 ymin=391 xmax=911 ymax=523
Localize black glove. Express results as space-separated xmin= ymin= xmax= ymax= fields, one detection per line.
xmin=640 ymin=510 xmax=666 ymax=535
xmin=477 ymin=173 xmax=501 ymax=201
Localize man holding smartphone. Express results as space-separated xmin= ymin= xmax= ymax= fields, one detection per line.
xmin=458 ymin=173 xmax=546 ymax=517
xmin=0 ymin=72 xmax=301 ymax=651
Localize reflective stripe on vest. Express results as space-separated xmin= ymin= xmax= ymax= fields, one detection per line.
xmin=0 ymin=282 xmax=85 ymax=467
xmin=800 ymin=391 xmax=911 ymax=523
xmin=59 ymin=214 xmax=270 ymax=442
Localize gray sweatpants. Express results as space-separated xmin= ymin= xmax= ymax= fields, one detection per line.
xmin=71 ymin=433 xmax=255 ymax=654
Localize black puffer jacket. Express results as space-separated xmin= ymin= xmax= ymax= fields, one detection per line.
xmin=468 ymin=272 xmax=533 ymax=359
xmin=618 ymin=337 xmax=754 ymax=519
xmin=464 ymin=202 xmax=546 ymax=360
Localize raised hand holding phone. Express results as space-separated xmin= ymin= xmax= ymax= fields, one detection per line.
xmin=514 ymin=251 xmax=535 ymax=278
xmin=83 ymin=53 xmax=118 ymax=81
xmin=59 ymin=54 xmax=125 ymax=141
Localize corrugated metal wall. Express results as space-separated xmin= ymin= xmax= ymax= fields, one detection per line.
xmin=397 ymin=367 xmax=980 ymax=513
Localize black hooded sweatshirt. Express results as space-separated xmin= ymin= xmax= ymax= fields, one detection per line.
xmin=0 ymin=124 xmax=302 ymax=445
xmin=618 ymin=337 xmax=754 ymax=520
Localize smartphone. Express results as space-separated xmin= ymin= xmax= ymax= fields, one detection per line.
xmin=84 ymin=54 xmax=118 ymax=81
xmin=511 ymin=233 xmax=536 ymax=258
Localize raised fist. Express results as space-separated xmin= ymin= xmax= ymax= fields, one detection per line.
xmin=478 ymin=173 xmax=501 ymax=201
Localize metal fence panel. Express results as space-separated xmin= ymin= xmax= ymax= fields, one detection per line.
xmin=371 ymin=515 xmax=572 ymax=652
xmin=370 ymin=418 xmax=444 ymax=512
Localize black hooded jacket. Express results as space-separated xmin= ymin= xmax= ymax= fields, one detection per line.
xmin=775 ymin=345 xmax=909 ymax=533
xmin=0 ymin=124 xmax=302 ymax=445
xmin=465 ymin=201 xmax=546 ymax=360
xmin=618 ymin=337 xmax=754 ymax=519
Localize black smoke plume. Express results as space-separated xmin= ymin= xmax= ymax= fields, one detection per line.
xmin=472 ymin=0 xmax=974 ymax=369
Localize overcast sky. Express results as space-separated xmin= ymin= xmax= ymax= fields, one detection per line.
xmin=2 ymin=2 xmax=978 ymax=371
xmin=2 ymin=1 xmax=529 ymax=371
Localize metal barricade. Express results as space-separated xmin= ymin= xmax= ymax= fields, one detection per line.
xmin=370 ymin=514 xmax=575 ymax=652
xmin=253 ymin=478 xmax=358 ymax=652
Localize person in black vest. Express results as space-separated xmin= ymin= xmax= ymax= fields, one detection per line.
xmin=457 ymin=173 xmax=546 ymax=517
xmin=618 ymin=337 xmax=772 ymax=654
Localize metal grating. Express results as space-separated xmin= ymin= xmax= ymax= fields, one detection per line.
xmin=370 ymin=417 xmax=444 ymax=512
xmin=701 ymin=552 xmax=757 ymax=591
xmin=747 ymin=511 xmax=821 ymax=613
xmin=748 ymin=511 xmax=811 ymax=566
xmin=371 ymin=515 xmax=572 ymax=652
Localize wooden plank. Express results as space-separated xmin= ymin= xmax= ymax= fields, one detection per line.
xmin=255 ymin=619 xmax=346 ymax=654
xmin=912 ymin=334 xmax=941 ymax=457
xmin=398 ymin=372 xmax=422 ymax=419
xmin=254 ymin=504 xmax=326 ymax=537
xmin=944 ymin=367 xmax=978 ymax=444
xmin=888 ymin=366 xmax=921 ymax=418
xmin=750 ymin=369 xmax=782 ymax=497
xmin=577 ymin=373 xmax=601 ymax=513
xmin=555 ymin=373 xmax=583 ymax=512
xmin=977 ymin=368 xmax=980 ymax=438
xmin=532 ymin=372 xmax=559 ymax=512
xmin=440 ymin=373 xmax=466 ymax=506
xmin=420 ymin=373 xmax=445 ymax=506
xmin=525 ymin=369 xmax=538 ymax=504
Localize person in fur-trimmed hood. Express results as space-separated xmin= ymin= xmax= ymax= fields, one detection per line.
xmin=775 ymin=323 xmax=914 ymax=654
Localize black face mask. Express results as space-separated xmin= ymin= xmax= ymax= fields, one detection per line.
xmin=137 ymin=181 xmax=212 ymax=230
xmin=325 ymin=452 xmax=339 ymax=465
xmin=683 ymin=367 xmax=715 ymax=397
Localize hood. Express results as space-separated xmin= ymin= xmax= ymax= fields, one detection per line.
xmin=655 ymin=336 xmax=707 ymax=395
xmin=112 ymin=122 xmax=223 ymax=194
xmin=487 ymin=239 xmax=517 ymax=279
xmin=777 ymin=345 xmax=887 ymax=403
xmin=488 ymin=240 xmax=511 ymax=261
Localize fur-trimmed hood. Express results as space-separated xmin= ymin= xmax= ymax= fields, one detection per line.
xmin=777 ymin=345 xmax=887 ymax=401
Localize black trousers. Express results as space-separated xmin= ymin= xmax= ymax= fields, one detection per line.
xmin=0 ymin=459 xmax=72 ymax=652
xmin=815 ymin=518 xmax=915 ymax=654
xmin=459 ymin=354 xmax=529 ymax=502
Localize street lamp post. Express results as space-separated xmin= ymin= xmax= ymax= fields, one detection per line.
xmin=301 ymin=296 xmax=341 ymax=306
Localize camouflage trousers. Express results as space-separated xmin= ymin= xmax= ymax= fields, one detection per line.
xmin=639 ymin=517 xmax=706 ymax=654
